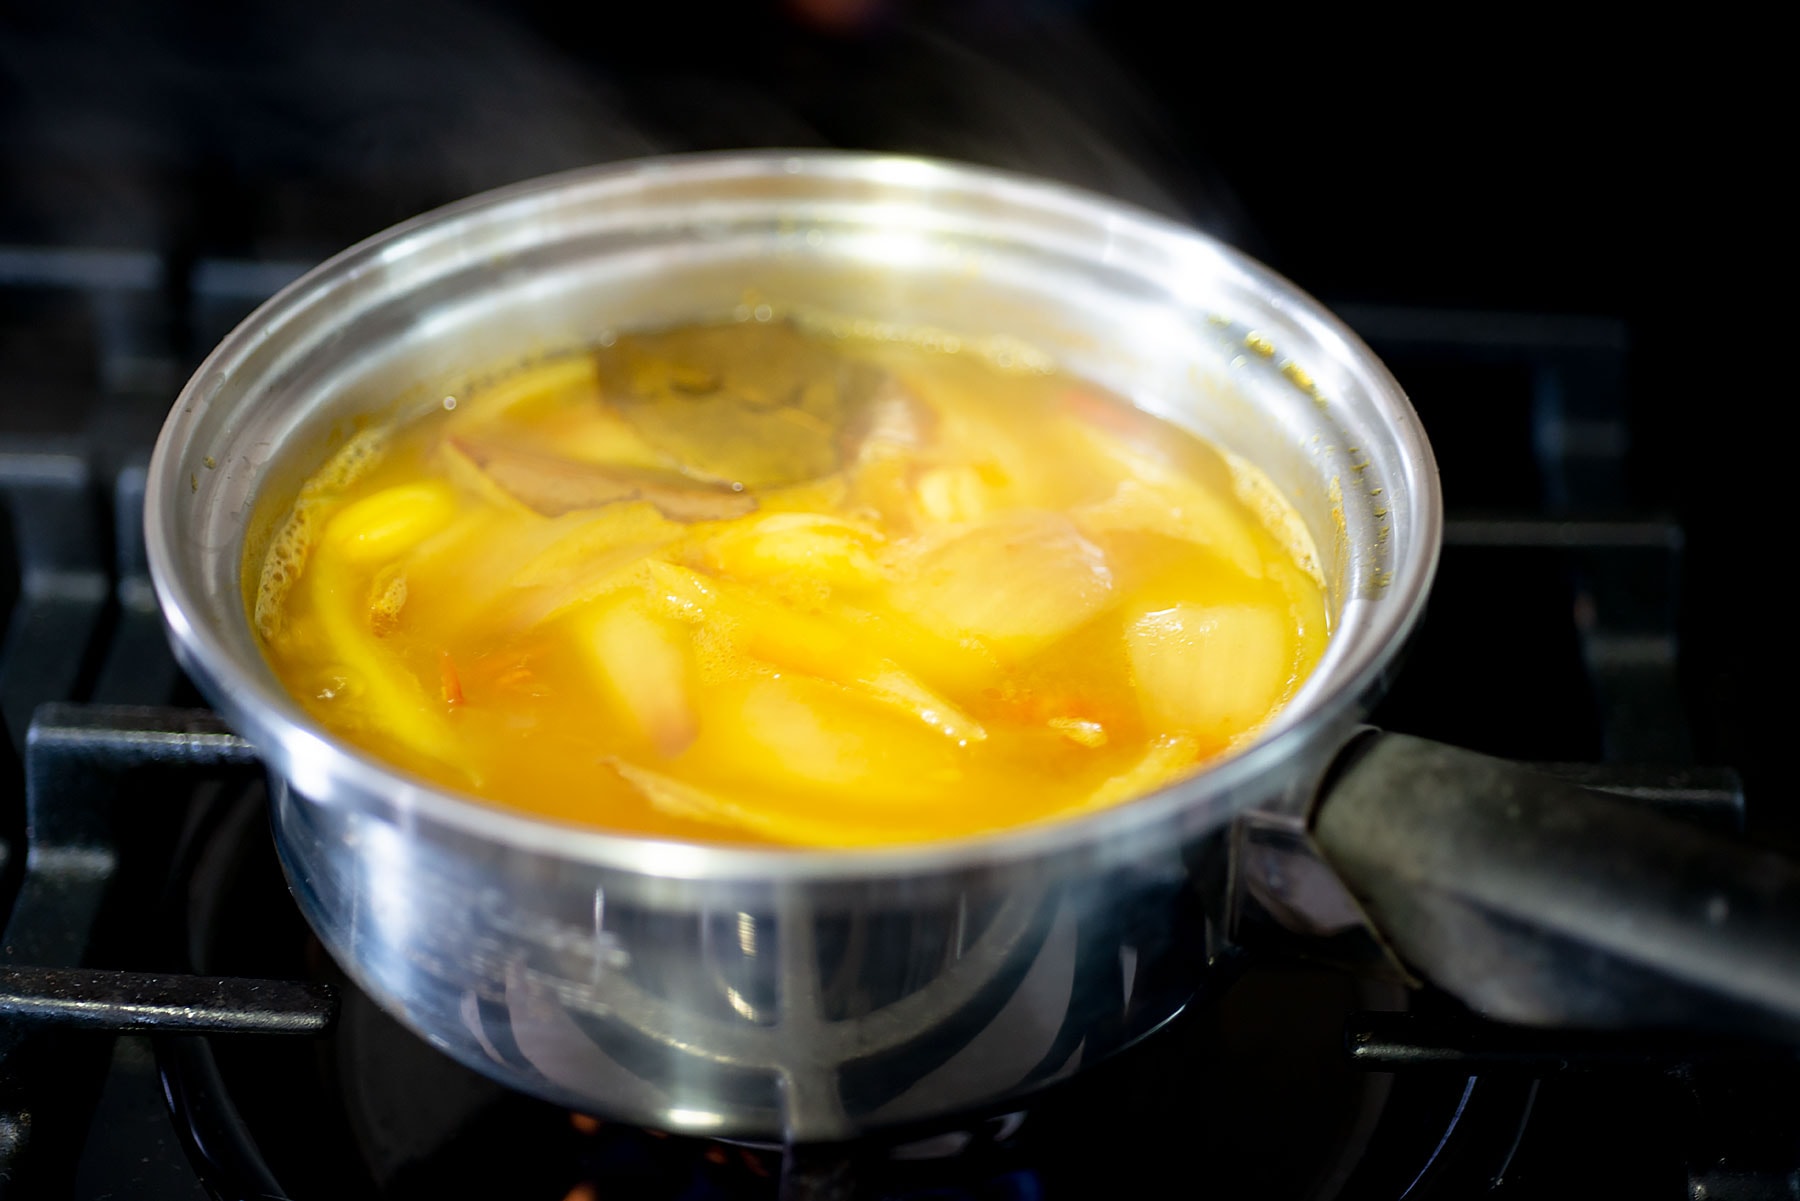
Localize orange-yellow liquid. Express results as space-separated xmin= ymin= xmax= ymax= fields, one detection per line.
xmin=251 ymin=321 xmax=1328 ymax=846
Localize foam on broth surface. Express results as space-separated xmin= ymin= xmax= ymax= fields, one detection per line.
xmin=249 ymin=319 xmax=1328 ymax=847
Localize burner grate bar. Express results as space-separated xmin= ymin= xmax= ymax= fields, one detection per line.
xmin=1344 ymin=1011 xmax=1799 ymax=1072
xmin=0 ymin=965 xmax=336 ymax=1036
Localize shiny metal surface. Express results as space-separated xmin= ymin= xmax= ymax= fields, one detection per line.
xmin=1227 ymin=802 xmax=1416 ymax=986
xmin=144 ymin=152 xmax=1441 ymax=1138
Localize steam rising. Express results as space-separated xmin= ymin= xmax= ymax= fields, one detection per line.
xmin=1 ymin=0 xmax=1251 ymax=255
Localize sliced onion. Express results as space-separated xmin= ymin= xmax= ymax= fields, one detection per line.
xmin=886 ymin=512 xmax=1115 ymax=662
xmin=1124 ymin=603 xmax=1293 ymax=742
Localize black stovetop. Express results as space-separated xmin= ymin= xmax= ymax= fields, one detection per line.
xmin=1 ymin=4 xmax=1790 ymax=1198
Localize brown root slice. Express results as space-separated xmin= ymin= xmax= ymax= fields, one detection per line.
xmin=448 ymin=436 xmax=759 ymax=521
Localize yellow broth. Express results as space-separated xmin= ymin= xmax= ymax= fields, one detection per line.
xmin=249 ymin=320 xmax=1329 ymax=846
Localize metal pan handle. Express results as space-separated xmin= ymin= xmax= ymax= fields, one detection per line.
xmin=1312 ymin=733 xmax=1800 ymax=1043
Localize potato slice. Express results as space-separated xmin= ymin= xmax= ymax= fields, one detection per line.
xmin=641 ymin=562 xmax=986 ymax=743
xmin=1124 ymin=603 xmax=1293 ymax=742
xmin=686 ymin=676 xmax=967 ymax=809
xmin=703 ymin=512 xmax=885 ymax=589
xmin=887 ymin=512 xmax=1115 ymax=661
xmin=581 ymin=599 xmax=697 ymax=756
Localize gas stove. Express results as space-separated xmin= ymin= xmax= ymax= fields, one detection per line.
xmin=3 ymin=249 xmax=1791 ymax=1198
xmin=1 ymin=3 xmax=1790 ymax=1197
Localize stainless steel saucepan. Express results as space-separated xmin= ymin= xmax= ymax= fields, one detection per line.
xmin=144 ymin=152 xmax=1800 ymax=1143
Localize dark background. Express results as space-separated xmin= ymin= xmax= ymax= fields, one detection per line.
xmin=1 ymin=2 xmax=1780 ymax=813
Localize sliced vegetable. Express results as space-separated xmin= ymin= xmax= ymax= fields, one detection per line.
xmin=255 ymin=427 xmax=395 ymax=641
xmin=1124 ymin=603 xmax=1293 ymax=742
xmin=254 ymin=321 xmax=1331 ymax=847
xmin=641 ymin=561 xmax=986 ymax=743
xmin=495 ymin=500 xmax=687 ymax=630
xmin=396 ymin=508 xmax=560 ymax=635
xmin=703 ymin=512 xmax=885 ymax=589
xmin=1073 ymin=479 xmax=1265 ymax=582
xmin=685 ymin=676 xmax=967 ymax=808
xmin=821 ymin=601 xmax=1004 ymax=695
xmin=887 ymin=512 xmax=1115 ymax=661
xmin=581 ymin=598 xmax=697 ymax=756
xmin=1063 ymin=417 xmax=1266 ymax=580
xmin=757 ymin=473 xmax=851 ymax=515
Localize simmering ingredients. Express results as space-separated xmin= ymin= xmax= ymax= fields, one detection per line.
xmin=249 ymin=319 xmax=1328 ymax=846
